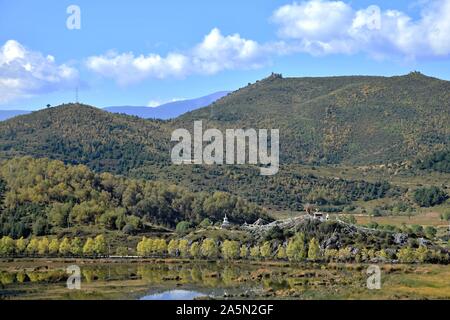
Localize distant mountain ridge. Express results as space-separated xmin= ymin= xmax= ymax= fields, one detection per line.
xmin=104 ymin=91 xmax=230 ymax=119
xmin=0 ymin=91 xmax=230 ymax=122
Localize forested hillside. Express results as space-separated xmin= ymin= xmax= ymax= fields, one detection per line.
xmin=0 ymin=73 xmax=448 ymax=215
xmin=176 ymin=72 xmax=449 ymax=165
xmin=1 ymin=73 xmax=448 ymax=171
xmin=132 ymin=164 xmax=400 ymax=211
xmin=0 ymin=157 xmax=266 ymax=238
xmin=0 ymin=104 xmax=171 ymax=174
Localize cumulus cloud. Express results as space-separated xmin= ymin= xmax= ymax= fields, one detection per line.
xmin=86 ymin=51 xmax=189 ymax=85
xmin=86 ymin=28 xmax=267 ymax=85
xmin=191 ymin=28 xmax=265 ymax=74
xmin=271 ymin=0 xmax=450 ymax=59
xmin=0 ymin=40 xmax=79 ymax=104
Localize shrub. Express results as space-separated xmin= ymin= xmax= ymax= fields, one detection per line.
xmin=413 ymin=187 xmax=448 ymax=207
xmin=176 ymin=221 xmax=191 ymax=234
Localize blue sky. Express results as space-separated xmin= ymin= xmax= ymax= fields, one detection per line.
xmin=1 ymin=0 xmax=450 ymax=110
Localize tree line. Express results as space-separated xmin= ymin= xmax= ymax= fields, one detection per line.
xmin=0 ymin=235 xmax=107 ymax=257
xmin=1 ymin=233 xmax=447 ymax=264
xmin=136 ymin=234 xmax=449 ymax=264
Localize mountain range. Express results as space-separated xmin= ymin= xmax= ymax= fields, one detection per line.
xmin=0 ymin=72 xmax=448 ymax=172
xmin=0 ymin=91 xmax=230 ymax=122
xmin=0 ymin=72 xmax=448 ymax=215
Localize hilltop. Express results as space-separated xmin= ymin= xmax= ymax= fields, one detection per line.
xmin=0 ymin=103 xmax=171 ymax=173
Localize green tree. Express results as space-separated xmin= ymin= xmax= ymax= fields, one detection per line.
xmin=250 ymin=246 xmax=260 ymax=260
xmin=37 ymin=237 xmax=49 ymax=255
xmin=397 ymin=247 xmax=415 ymax=263
xmin=178 ymin=239 xmax=189 ymax=258
xmin=377 ymin=249 xmax=389 ymax=261
xmin=168 ymin=239 xmax=179 ymax=257
xmin=59 ymin=237 xmax=71 ymax=256
xmin=137 ymin=237 xmax=148 ymax=256
xmin=82 ymin=238 xmax=95 ymax=256
xmin=48 ymin=238 xmax=59 ymax=256
xmin=337 ymin=247 xmax=352 ymax=262
xmin=15 ymin=237 xmax=27 ymax=255
xmin=32 ymin=217 xmax=48 ymax=236
xmin=415 ymin=246 xmax=429 ymax=263
xmin=201 ymin=239 xmax=218 ymax=259
xmin=94 ymin=235 xmax=107 ymax=256
xmin=199 ymin=218 xmax=212 ymax=228
xmin=176 ymin=221 xmax=191 ymax=234
xmin=0 ymin=236 xmax=15 ymax=256
xmin=307 ymin=237 xmax=320 ymax=261
xmin=286 ymin=233 xmax=306 ymax=262
xmin=413 ymin=186 xmax=448 ymax=207
xmin=324 ymin=249 xmax=338 ymax=262
xmin=190 ymin=241 xmax=201 ymax=259
xmin=239 ymin=245 xmax=249 ymax=259
xmin=221 ymin=240 xmax=240 ymax=260
xmin=424 ymin=226 xmax=437 ymax=239
xmin=260 ymin=241 xmax=272 ymax=260
xmin=26 ymin=238 xmax=39 ymax=256
xmin=276 ymin=245 xmax=286 ymax=260
xmin=155 ymin=239 xmax=167 ymax=255
xmin=48 ymin=202 xmax=72 ymax=228
xmin=70 ymin=237 xmax=83 ymax=256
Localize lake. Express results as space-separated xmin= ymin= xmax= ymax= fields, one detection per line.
xmin=1 ymin=259 xmax=449 ymax=300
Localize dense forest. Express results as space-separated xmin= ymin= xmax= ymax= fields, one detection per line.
xmin=133 ymin=164 xmax=399 ymax=211
xmin=0 ymin=157 xmax=267 ymax=238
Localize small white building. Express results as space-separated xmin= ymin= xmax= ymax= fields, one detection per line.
xmin=221 ymin=214 xmax=231 ymax=229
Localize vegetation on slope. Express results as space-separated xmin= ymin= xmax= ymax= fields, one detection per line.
xmin=0 ymin=104 xmax=171 ymax=174
xmin=0 ymin=157 xmax=266 ymax=238
xmin=0 ymin=73 xmax=448 ymax=231
xmin=132 ymin=164 xmax=400 ymax=211
xmin=176 ymin=72 xmax=449 ymax=165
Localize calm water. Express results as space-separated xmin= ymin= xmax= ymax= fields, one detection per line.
xmin=141 ymin=290 xmax=207 ymax=300
xmin=1 ymin=260 xmax=448 ymax=300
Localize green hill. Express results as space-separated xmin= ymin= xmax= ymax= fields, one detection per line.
xmin=1 ymin=73 xmax=448 ymax=169
xmin=176 ymin=72 xmax=449 ymax=165
xmin=0 ymin=104 xmax=171 ymax=174
xmin=0 ymin=73 xmax=448 ymax=212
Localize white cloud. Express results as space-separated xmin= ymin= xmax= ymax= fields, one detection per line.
xmin=271 ymin=0 xmax=450 ymax=59
xmin=272 ymin=0 xmax=353 ymax=42
xmin=86 ymin=28 xmax=267 ymax=85
xmin=147 ymin=97 xmax=185 ymax=108
xmin=0 ymin=40 xmax=79 ymax=104
xmin=191 ymin=28 xmax=265 ymax=74
xmin=86 ymin=51 xmax=190 ymax=85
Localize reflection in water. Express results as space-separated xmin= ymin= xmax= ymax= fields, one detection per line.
xmin=0 ymin=261 xmax=392 ymax=300
xmin=140 ymin=289 xmax=207 ymax=300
